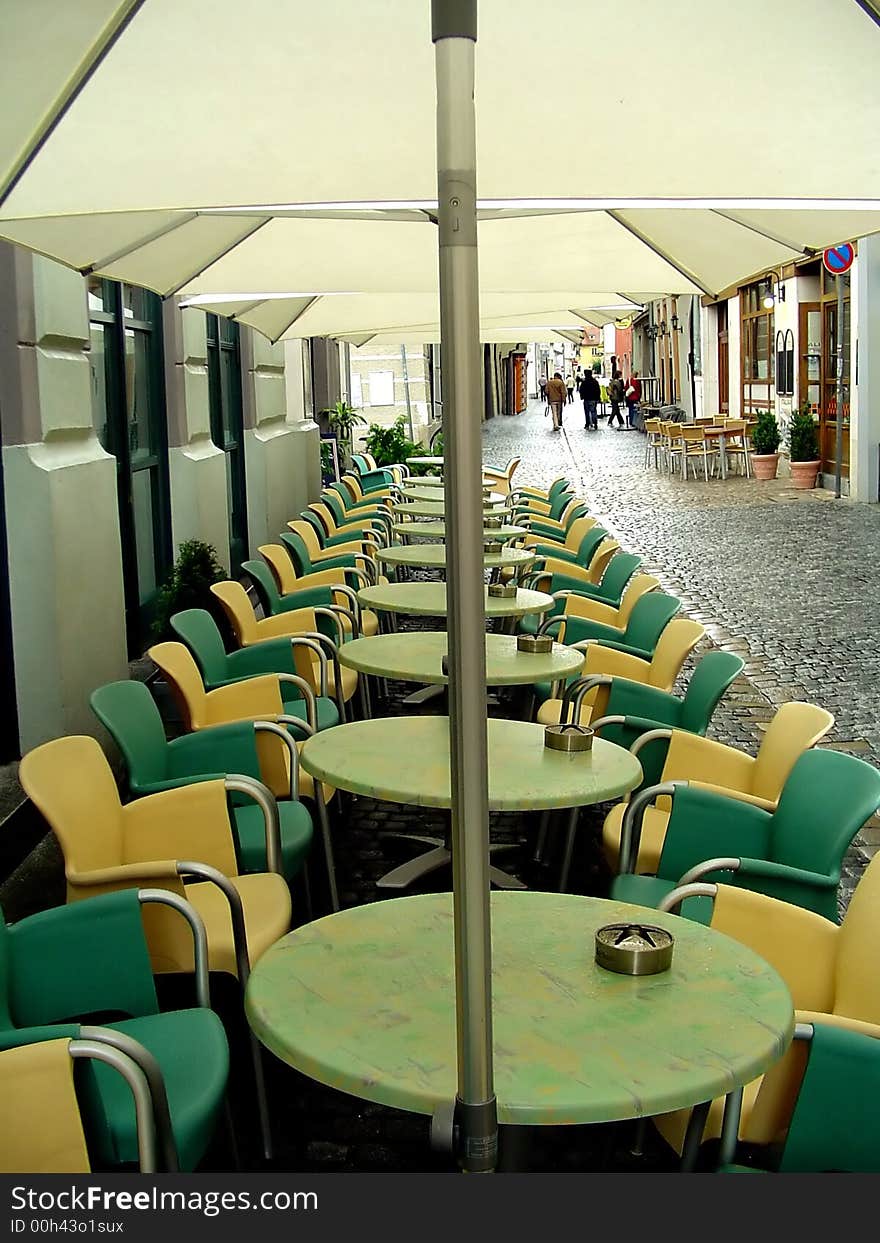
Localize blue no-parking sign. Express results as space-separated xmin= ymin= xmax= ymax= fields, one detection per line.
xmin=823 ymin=242 xmax=855 ymax=274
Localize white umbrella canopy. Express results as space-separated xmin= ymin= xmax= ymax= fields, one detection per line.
xmin=178 ymin=292 xmax=643 ymax=343
xmin=3 ymin=0 xmax=880 ymax=213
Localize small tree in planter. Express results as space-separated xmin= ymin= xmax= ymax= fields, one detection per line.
xmin=321 ymin=400 xmax=367 ymax=469
xmin=152 ymin=539 xmax=227 ymax=641
xmin=787 ymin=402 xmax=821 ymax=490
xmin=750 ymin=408 xmax=781 ymax=480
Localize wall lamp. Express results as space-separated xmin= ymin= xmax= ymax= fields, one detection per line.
xmin=645 ymin=323 xmax=659 ymax=341
xmin=670 ymin=312 xmax=683 ymax=333
xmin=658 ymin=320 xmax=669 ymax=338
xmin=762 ymin=272 xmax=785 ymax=309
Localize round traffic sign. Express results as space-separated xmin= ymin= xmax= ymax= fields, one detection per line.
xmin=823 ymin=243 xmax=855 ymax=275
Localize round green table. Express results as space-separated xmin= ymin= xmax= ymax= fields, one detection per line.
xmin=246 ymin=890 xmax=794 ymax=1126
xmin=406 ymin=455 xmax=445 ymax=468
xmin=377 ymin=544 xmax=535 ymax=572
xmin=358 ymin=582 xmax=553 ymax=620
xmin=401 ymin=484 xmax=498 ymax=501
xmin=392 ymin=499 xmax=507 ymax=518
xmin=338 ymin=632 xmax=584 ymax=687
xmin=300 ymin=716 xmax=640 ymax=813
xmin=392 ymin=521 xmax=528 ymax=542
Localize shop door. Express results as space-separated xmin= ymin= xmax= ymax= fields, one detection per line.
xmin=799 ymin=302 xmax=822 ymax=416
xmin=821 ymin=291 xmax=850 ymax=479
xmin=88 ymin=279 xmax=172 ymax=654
xmin=717 ymin=304 xmax=729 ymax=413
xmin=206 ymin=314 xmax=248 ymax=572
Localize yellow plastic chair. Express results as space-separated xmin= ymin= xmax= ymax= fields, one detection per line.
xmin=652 ymin=855 xmax=880 ymax=1161
xmin=287 ymin=518 xmax=378 ymax=566
xmin=259 ymin=544 xmax=380 ymax=636
xmin=522 ymin=516 xmax=598 ymax=553
xmin=536 ymin=618 xmax=705 ymax=726
xmin=512 ymin=474 xmax=570 ymax=502
xmin=19 ymin=735 xmax=291 ymax=981
xmin=520 ymin=499 xmax=588 ymax=537
xmin=210 ymin=581 xmax=359 ymax=717
xmin=307 ymin=501 xmax=386 ymax=546
xmin=680 ymin=425 xmax=719 ymax=481
xmin=535 ymin=538 xmax=622 ymax=587
xmin=602 ymin=701 xmax=835 ymax=875
xmin=482 ymin=456 xmax=521 ymax=496
xmin=0 ymin=1037 xmax=163 ymax=1173
xmin=643 ymin=418 xmax=664 ymax=469
xmin=340 ymin=473 xmax=394 ymax=506
xmin=556 ymin=574 xmax=660 ymax=629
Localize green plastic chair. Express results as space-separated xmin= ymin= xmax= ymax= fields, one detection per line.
xmin=531 ymin=524 xmax=607 ymax=568
xmin=321 ymin=489 xmax=390 ymax=532
xmin=169 ymin=609 xmax=340 ymax=736
xmin=326 ymin=483 xmax=389 ymax=520
xmin=721 ymin=1023 xmax=880 ymax=1173
xmin=280 ymin=530 xmax=370 ymax=581
xmin=243 ymin=558 xmax=336 ymax=615
xmin=518 ymin=552 xmax=643 ymax=635
xmin=531 ymin=593 xmax=681 ymax=705
xmin=0 ymin=890 xmax=228 ymax=1172
xmin=587 ymin=650 xmax=745 ymax=788
xmin=523 ymin=503 xmax=589 ymax=543
xmin=544 ymin=591 xmax=681 ymax=660
xmin=612 ymin=747 xmax=880 ymax=921
xmin=91 ymin=680 xmax=314 ymax=880
xmin=349 ymin=456 xmax=395 ymax=492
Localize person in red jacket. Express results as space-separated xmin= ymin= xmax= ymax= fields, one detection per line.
xmin=625 ymin=371 xmax=642 ymax=428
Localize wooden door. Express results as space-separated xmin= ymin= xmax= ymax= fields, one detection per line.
xmin=717 ymin=303 xmax=729 ymax=413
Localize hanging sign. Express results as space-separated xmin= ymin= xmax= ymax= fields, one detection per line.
xmin=615 ymin=316 xmax=633 ymax=329
xmin=822 ymin=243 xmax=854 ymax=275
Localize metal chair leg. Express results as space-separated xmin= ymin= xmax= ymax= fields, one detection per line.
xmin=315 ymin=785 xmax=339 ymax=912
xmin=533 ymin=809 xmax=552 ymax=862
xmin=558 ymin=806 xmax=580 ymax=892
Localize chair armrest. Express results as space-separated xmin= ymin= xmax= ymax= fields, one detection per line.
xmin=563 ymin=616 xmax=627 ymax=646
xmin=224 ymin=772 xmax=285 ymax=874
xmin=220 ymin=642 xmax=296 ymax=680
xmin=206 ymin=676 xmax=284 ymax=723
xmin=618 ymin=781 xmax=683 ymax=874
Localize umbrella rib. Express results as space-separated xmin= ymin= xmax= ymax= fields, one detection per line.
xmin=164 ymin=218 xmax=272 ymax=298
xmin=269 ymin=297 xmax=321 ymax=345
xmin=82 ymin=212 xmax=200 ymax=274
xmin=0 ymin=0 xmax=148 ymax=210
xmin=710 ymin=209 xmax=814 ymax=256
xmin=853 ymin=0 xmax=880 ymax=29
xmin=226 ymin=298 xmax=271 ymax=321
xmin=605 ymin=209 xmax=715 ymax=296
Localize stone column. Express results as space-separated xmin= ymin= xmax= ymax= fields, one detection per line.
xmin=242 ymin=328 xmax=320 ymax=549
xmin=163 ymin=302 xmax=230 ymax=570
xmin=853 ymin=236 xmax=880 ymax=502
xmin=0 ymin=246 xmax=127 ymax=751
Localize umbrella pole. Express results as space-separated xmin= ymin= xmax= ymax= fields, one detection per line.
xmin=432 ymin=0 xmax=497 ymax=1173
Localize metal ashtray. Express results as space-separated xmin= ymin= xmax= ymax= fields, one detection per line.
xmin=543 ymin=723 xmax=594 ymax=751
xmin=486 ymin=541 xmax=504 ymax=553
xmin=484 ymin=515 xmax=504 ymax=529
xmin=595 ymin=924 xmax=675 ymax=976
xmin=488 ymin=583 xmax=517 ymax=599
xmin=518 ymin=633 xmax=553 ymax=654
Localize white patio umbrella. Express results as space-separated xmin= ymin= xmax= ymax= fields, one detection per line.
xmin=3 ymin=0 xmax=880 ymax=1172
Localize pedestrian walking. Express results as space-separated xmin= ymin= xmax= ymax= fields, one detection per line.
xmin=565 ymin=371 xmax=575 ymax=404
xmin=625 ymin=370 xmax=642 ymax=428
xmin=578 ymin=369 xmax=601 ymax=429
xmin=539 ymin=375 xmax=547 ymax=408
xmin=545 ymin=372 xmax=567 ymax=431
xmin=608 ymin=370 xmax=625 ymax=427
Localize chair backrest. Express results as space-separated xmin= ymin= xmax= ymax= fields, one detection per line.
xmin=770 ymin=748 xmax=880 ymax=877
xmin=575 ymin=525 xmax=607 ymax=566
xmin=310 ymin=501 xmax=339 ymax=534
xmin=242 ymin=559 xmax=282 ymax=613
xmin=621 ymin=591 xmax=680 ymax=649
xmin=778 ymin=1024 xmax=880 ymax=1172
xmin=298 ymin=510 xmax=327 ymax=541
xmin=170 ymin=609 xmax=230 ymax=685
xmin=279 ymin=530 xmax=312 ymax=575
xmin=351 ymin=454 xmax=370 ymax=475
xmin=90 ymin=680 xmax=171 ymax=790
xmin=680 ymin=425 xmax=706 ymax=444
xmin=563 ymin=516 xmax=595 ymax=548
xmin=0 ymin=1040 xmax=93 ymax=1173
xmin=586 ymin=538 xmax=621 ymax=584
xmin=645 ymin=418 xmax=662 ymax=434
xmin=148 ymin=641 xmax=211 ymax=729
xmin=834 ymin=853 xmax=880 ymax=1024
xmin=19 ymin=736 xmax=125 ymax=874
xmin=647 ymin=619 xmax=705 ymax=688
xmin=595 ymin=552 xmax=642 ymax=601
xmin=259 ymin=543 xmax=298 ymax=594
xmin=321 ymin=492 xmax=346 ymax=526
xmin=209 ymin=581 xmax=259 ymax=646
xmin=751 ymin=702 xmax=835 ymax=802
xmin=679 ymin=650 xmax=745 ymax=734
xmin=288 ymin=519 xmax=322 ymax=557
xmin=547 ymin=476 xmax=569 ymax=499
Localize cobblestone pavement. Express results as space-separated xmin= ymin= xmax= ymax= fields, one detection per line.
xmin=483 ymin=398 xmax=880 ymax=895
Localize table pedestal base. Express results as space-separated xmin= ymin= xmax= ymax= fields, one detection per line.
xmin=377 ymin=833 xmax=526 ymax=891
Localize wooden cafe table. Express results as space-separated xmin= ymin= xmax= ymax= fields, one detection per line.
xmin=247 ymin=890 xmax=793 ymax=1138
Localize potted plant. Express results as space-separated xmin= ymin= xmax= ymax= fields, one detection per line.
xmin=787 ymin=402 xmax=821 ymax=489
xmin=320 ymin=399 xmax=367 ymax=469
xmin=750 ymin=408 xmax=781 ymax=480
xmin=152 ymin=539 xmax=227 ymax=641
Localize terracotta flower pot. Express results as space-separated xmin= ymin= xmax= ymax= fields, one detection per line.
xmin=789 ymin=459 xmax=821 ymax=490
xmin=751 ymin=453 xmax=779 ymax=481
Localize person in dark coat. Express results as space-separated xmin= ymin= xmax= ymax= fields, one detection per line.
xmin=578 ymin=370 xmax=601 ymax=429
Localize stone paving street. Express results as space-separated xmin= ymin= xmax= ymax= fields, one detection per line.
xmin=485 ymin=398 xmax=880 ymax=895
